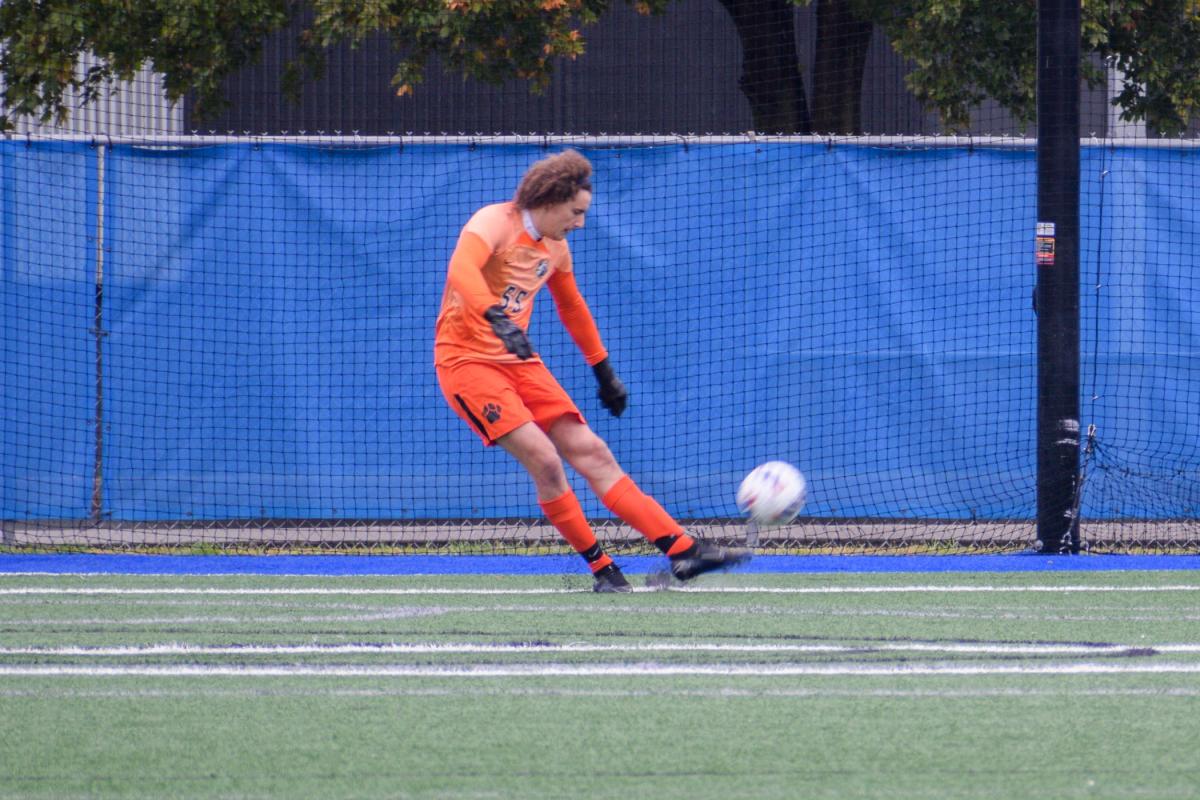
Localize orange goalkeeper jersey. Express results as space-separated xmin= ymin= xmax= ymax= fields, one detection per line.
xmin=434 ymin=201 xmax=608 ymax=368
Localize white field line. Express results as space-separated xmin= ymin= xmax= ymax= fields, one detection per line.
xmin=13 ymin=609 xmax=1200 ymax=626
xmin=0 ymin=587 xmax=569 ymax=596
xmin=1 ymin=585 xmax=1199 ymax=596
xmin=5 ymin=642 xmax=1200 ymax=657
xmin=8 ymin=686 xmax=1200 ymax=699
xmin=4 ymin=662 xmax=1200 ymax=677
xmin=669 ymin=585 xmax=1200 ymax=594
xmin=5 ymin=597 xmax=1185 ymax=612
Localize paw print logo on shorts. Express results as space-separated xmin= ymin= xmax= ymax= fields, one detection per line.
xmin=482 ymin=403 xmax=502 ymax=423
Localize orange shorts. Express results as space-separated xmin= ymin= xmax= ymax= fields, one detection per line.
xmin=436 ymin=359 xmax=585 ymax=446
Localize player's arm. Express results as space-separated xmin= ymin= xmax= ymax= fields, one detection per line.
xmin=547 ymin=270 xmax=627 ymax=416
xmin=447 ymin=231 xmax=532 ymax=359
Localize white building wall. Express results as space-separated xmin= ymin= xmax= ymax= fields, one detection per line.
xmin=5 ymin=54 xmax=182 ymax=136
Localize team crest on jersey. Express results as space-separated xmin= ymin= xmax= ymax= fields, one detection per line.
xmin=535 ymin=259 xmax=549 ymax=277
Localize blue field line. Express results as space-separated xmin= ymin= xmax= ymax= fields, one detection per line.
xmin=1 ymin=552 xmax=1199 ymax=576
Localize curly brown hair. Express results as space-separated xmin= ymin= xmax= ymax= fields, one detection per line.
xmin=514 ymin=149 xmax=593 ymax=210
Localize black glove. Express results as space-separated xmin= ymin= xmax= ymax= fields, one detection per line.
xmin=483 ymin=305 xmax=533 ymax=360
xmin=592 ymin=357 xmax=628 ymax=417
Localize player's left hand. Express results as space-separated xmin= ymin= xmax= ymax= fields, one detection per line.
xmin=592 ymin=358 xmax=628 ymax=417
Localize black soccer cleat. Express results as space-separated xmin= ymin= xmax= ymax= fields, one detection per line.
xmin=592 ymin=563 xmax=633 ymax=593
xmin=669 ymin=540 xmax=752 ymax=581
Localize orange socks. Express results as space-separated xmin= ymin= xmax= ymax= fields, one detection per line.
xmin=541 ymin=478 xmax=695 ymax=570
xmin=539 ymin=489 xmax=612 ymax=573
xmin=601 ymin=475 xmax=695 ymax=556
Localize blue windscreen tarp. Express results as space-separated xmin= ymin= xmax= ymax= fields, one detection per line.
xmin=1 ymin=141 xmax=97 ymax=518
xmin=3 ymin=141 xmax=1197 ymax=521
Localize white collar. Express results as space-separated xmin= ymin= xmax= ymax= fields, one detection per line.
xmin=520 ymin=208 xmax=543 ymax=241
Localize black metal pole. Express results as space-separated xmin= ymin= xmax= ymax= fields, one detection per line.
xmin=1035 ymin=0 xmax=1081 ymax=553
xmin=90 ymin=144 xmax=107 ymax=521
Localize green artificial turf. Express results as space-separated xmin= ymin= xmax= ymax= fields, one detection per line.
xmin=1 ymin=570 xmax=1198 ymax=799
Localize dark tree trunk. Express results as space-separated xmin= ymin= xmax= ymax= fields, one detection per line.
xmin=810 ymin=0 xmax=873 ymax=133
xmin=716 ymin=0 xmax=812 ymax=134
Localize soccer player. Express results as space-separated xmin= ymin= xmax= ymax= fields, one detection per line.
xmin=434 ymin=149 xmax=749 ymax=592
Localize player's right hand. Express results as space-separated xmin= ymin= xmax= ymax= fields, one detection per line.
xmin=483 ymin=305 xmax=533 ymax=360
